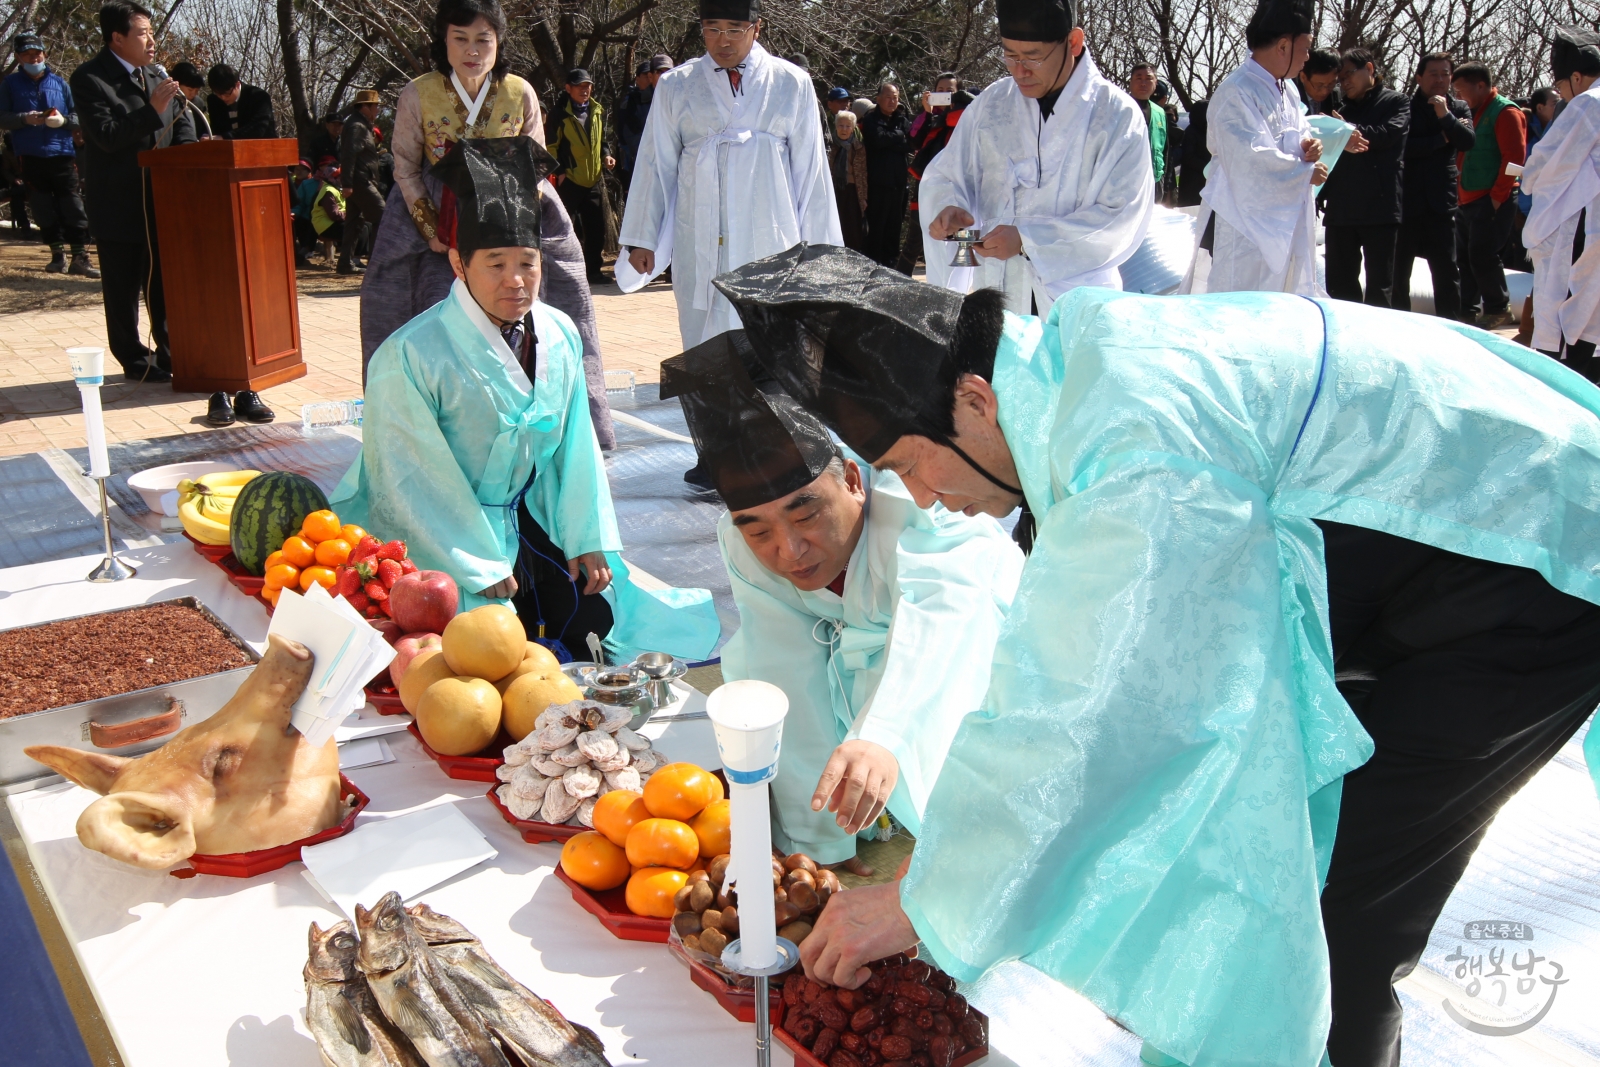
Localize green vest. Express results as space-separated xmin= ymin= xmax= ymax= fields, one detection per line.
xmin=555 ymin=99 xmax=605 ymax=188
xmin=312 ymin=181 xmax=345 ymax=235
xmin=1461 ymin=93 xmax=1514 ymax=193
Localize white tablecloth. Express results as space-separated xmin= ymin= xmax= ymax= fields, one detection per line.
xmin=0 ymin=545 xmax=1154 ymax=1067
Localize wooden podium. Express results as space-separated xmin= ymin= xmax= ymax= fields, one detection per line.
xmin=138 ymin=138 xmax=306 ymax=393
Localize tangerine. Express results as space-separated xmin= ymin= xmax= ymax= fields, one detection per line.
xmin=688 ymin=798 xmax=732 ymax=858
xmin=262 ymin=585 xmax=281 ymax=605
xmin=592 ymin=790 xmax=651 ymax=848
xmin=263 ymin=549 xmax=287 ymax=573
xmin=624 ymin=817 xmax=700 ymax=870
xmin=264 ymin=563 xmax=300 ymax=591
xmin=338 ymin=523 xmax=367 ymax=546
xmin=300 ymin=565 xmax=337 ymax=591
xmin=559 ymin=832 xmax=630 ymax=891
xmin=314 ymin=537 xmax=352 ymax=566
xmin=642 ymin=762 xmax=720 ymax=821
xmin=300 ymin=509 xmax=342 ymax=543
xmin=625 ymin=867 xmax=689 ymax=918
xmin=281 ymin=536 xmax=316 ymax=568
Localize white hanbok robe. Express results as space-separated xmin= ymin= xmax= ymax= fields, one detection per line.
xmin=1186 ymin=58 xmax=1321 ymax=296
xmin=1522 ymin=85 xmax=1600 ymax=352
xmin=718 ymin=467 xmax=1023 ymax=863
xmin=918 ymin=53 xmax=1153 ymax=313
xmin=617 ymin=43 xmax=842 ymax=347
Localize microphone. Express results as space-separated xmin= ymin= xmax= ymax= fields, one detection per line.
xmin=150 ymin=63 xmax=169 ymax=81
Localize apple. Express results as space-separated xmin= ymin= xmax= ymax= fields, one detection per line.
xmin=392 ymin=632 xmax=443 ymax=686
xmin=389 ymin=569 xmax=460 ymax=634
xmin=369 ymin=618 xmax=405 ymax=646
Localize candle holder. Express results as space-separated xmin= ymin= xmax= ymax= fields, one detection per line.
xmin=69 ymin=346 xmax=136 ymax=583
xmin=722 ymin=936 xmax=800 ymax=1067
xmin=949 ymin=228 xmax=982 ymax=267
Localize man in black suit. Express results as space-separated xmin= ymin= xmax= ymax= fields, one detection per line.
xmin=1391 ymin=51 xmax=1476 ymax=320
xmin=205 ymin=63 xmax=276 ymax=140
xmin=337 ymin=88 xmax=383 ymax=274
xmin=70 ymin=1 xmax=195 ymax=383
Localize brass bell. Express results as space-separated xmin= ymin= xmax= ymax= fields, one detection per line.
xmin=949 ymin=228 xmax=982 ymax=267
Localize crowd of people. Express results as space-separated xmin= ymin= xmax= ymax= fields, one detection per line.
xmin=7 ymin=3 xmax=1600 ymax=1066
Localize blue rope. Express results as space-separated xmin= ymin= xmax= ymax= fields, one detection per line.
xmin=486 ymin=476 xmax=581 ymax=663
xmin=1289 ymin=297 xmax=1331 ymax=462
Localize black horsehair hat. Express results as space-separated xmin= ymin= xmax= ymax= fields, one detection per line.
xmin=700 ymin=0 xmax=760 ymax=21
xmin=432 ymin=137 xmax=558 ymax=256
xmin=1553 ymin=25 xmax=1600 ymax=82
xmin=711 ymin=245 xmax=1022 ymax=496
xmin=659 ymin=331 xmax=841 ymax=511
xmin=996 ymin=0 xmax=1074 ymax=42
xmin=1246 ymin=0 xmax=1314 ymax=43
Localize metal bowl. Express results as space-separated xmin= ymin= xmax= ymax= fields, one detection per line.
xmin=631 ymin=652 xmax=687 ymax=709
xmin=577 ymin=664 xmax=653 ymax=729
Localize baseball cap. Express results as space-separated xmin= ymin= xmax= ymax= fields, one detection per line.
xmin=13 ymin=32 xmax=44 ymax=54
xmin=826 ymin=86 xmax=850 ymax=101
xmin=636 ymin=60 xmax=652 ymax=76
xmin=650 ymin=53 xmax=674 ymax=73
xmin=567 ymin=68 xmax=593 ymax=85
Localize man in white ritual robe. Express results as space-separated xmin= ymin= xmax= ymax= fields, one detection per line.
xmin=1523 ymin=26 xmax=1600 ymax=382
xmin=617 ymin=0 xmax=841 ymax=348
xmin=1185 ymin=0 xmax=1329 ymax=296
xmin=918 ymin=0 xmax=1153 ymax=312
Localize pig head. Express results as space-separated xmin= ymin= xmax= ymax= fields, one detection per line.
xmin=25 ymin=634 xmax=343 ymax=869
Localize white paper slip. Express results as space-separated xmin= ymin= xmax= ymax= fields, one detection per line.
xmin=300 ymin=803 xmax=496 ymax=922
xmin=335 ymin=702 xmax=414 ymax=743
xmin=268 ymin=584 xmax=396 ymax=747
xmin=337 ymin=737 xmax=394 ymax=770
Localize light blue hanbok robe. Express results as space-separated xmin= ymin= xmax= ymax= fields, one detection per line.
xmin=332 ymin=279 xmax=718 ymax=662
xmin=901 ymin=289 xmax=1600 ymax=1067
xmin=719 ymin=466 xmax=1022 ymax=863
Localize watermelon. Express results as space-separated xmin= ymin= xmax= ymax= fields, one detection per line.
xmin=229 ymin=472 xmax=330 ymax=575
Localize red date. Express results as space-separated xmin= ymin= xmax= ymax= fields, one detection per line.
xmin=928 ymin=1034 xmax=956 ymax=1067
xmin=792 ymin=1016 xmax=819 ymax=1047
xmin=898 ymin=981 xmax=933 ymax=1006
xmin=814 ymin=1027 xmax=841 ymax=1061
xmin=943 ymin=993 xmax=967 ymax=1020
xmin=851 ymin=1006 xmax=882 ymax=1033
xmin=866 ymin=1026 xmax=886 ymax=1049
xmin=840 ymin=1032 xmax=865 ymax=1054
xmin=932 ymin=1013 xmax=953 ymax=1036
xmin=837 ymin=988 xmax=861 ymax=1013
xmin=960 ymin=1014 xmax=986 ymax=1047
xmin=881 ymin=1035 xmax=915 ymax=1059
xmin=905 ymin=960 xmax=932 ymax=983
xmin=818 ymin=1001 xmax=850 ymax=1031
xmin=829 ymin=1051 xmax=863 ymax=1067
xmin=890 ymin=996 xmax=914 ymax=1016
xmin=915 ymin=1010 xmax=935 ymax=1032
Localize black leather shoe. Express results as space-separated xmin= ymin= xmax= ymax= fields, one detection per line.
xmin=206 ymin=391 xmax=235 ymax=426
xmin=124 ymin=361 xmax=172 ymax=383
xmin=234 ymin=390 xmax=275 ymax=424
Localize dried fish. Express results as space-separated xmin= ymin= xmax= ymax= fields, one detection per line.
xmin=428 ymin=939 xmax=612 ymax=1066
xmin=305 ymin=921 xmax=425 ymax=1067
xmin=355 ymin=893 xmax=513 ymax=1067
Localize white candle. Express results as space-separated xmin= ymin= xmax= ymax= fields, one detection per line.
xmin=705 ymin=679 xmax=789 ymax=971
xmin=67 ymin=348 xmax=109 ymax=479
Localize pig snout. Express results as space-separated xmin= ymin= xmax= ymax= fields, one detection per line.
xmin=76 ymin=791 xmax=198 ymax=869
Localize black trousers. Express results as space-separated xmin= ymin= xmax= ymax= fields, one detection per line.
xmin=864 ymin=180 xmax=908 ymax=267
xmin=895 ymin=204 xmax=924 ymax=275
xmin=557 ymin=178 xmax=606 ymax=281
xmin=1392 ymin=208 xmax=1461 ymax=321
xmin=340 ymin=183 xmax=384 ymax=268
xmin=1318 ymin=521 xmax=1600 ymax=1067
xmin=511 ymin=504 xmax=613 ymax=661
xmin=5 ymin=179 xmax=30 ymax=235
xmin=97 ymin=236 xmax=171 ymax=373
xmin=1457 ymin=196 xmax=1518 ymax=316
xmin=20 ymin=154 xmax=88 ymax=246
xmin=1324 ymin=224 xmax=1399 ymax=307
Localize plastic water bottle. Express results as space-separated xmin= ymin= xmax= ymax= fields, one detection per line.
xmin=301 ymin=399 xmax=363 ymax=434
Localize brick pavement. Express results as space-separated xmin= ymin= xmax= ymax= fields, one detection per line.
xmin=0 ymin=271 xmax=681 ymax=458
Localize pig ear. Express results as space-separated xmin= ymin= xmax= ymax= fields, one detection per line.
xmin=24 ymin=746 xmax=129 ymax=794
xmin=75 ymin=792 xmax=196 ymax=869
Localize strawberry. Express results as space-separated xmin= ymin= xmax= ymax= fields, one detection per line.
xmin=377 ymin=558 xmax=403 ymax=589
xmin=376 ymin=539 xmax=406 ymax=562
xmin=334 ymin=566 xmax=362 ymax=598
xmin=377 ymin=597 xmax=392 ymax=616
xmin=399 ymin=558 xmax=418 ymax=575
xmin=351 ymin=535 xmax=381 ymax=563
xmin=346 ymin=591 xmax=370 ymax=612
xmin=364 ymin=580 xmax=389 ymax=601
xmin=363 ymin=603 xmax=382 ymax=619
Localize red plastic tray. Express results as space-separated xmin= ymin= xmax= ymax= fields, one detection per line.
xmin=485 ymin=783 xmax=586 ymax=844
xmin=185 ymin=533 xmax=275 ymax=611
xmin=171 ymin=774 xmax=369 ymax=879
xmin=365 ymin=683 xmax=407 ymax=714
xmin=182 ymin=530 xmax=234 ymax=563
xmin=407 ymin=722 xmax=508 ymax=782
xmin=553 ymin=865 xmax=672 ymax=943
xmin=667 ymin=931 xmax=784 ymax=1023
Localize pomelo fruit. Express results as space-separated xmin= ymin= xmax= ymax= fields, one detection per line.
xmin=501 ymin=661 xmax=584 ymax=741
xmin=442 ymin=604 xmax=525 ymax=681
xmin=398 ymin=647 xmax=455 ymax=714
xmin=415 ymin=676 xmax=502 ymax=756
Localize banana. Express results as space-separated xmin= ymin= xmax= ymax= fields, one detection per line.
xmin=179 ymin=496 xmax=232 ymax=545
xmin=197 ymin=469 xmax=261 ymax=489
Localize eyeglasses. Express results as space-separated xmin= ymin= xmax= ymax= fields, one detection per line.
xmin=701 ymin=24 xmax=755 ymax=40
xmin=1001 ymin=44 xmax=1063 ymax=71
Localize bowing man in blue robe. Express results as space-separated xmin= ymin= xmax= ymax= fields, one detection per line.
xmin=720 ymin=245 xmax=1600 ymax=1067
xmin=333 ymin=137 xmax=718 ymax=663
xmin=658 ymin=332 xmax=1022 ymax=872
